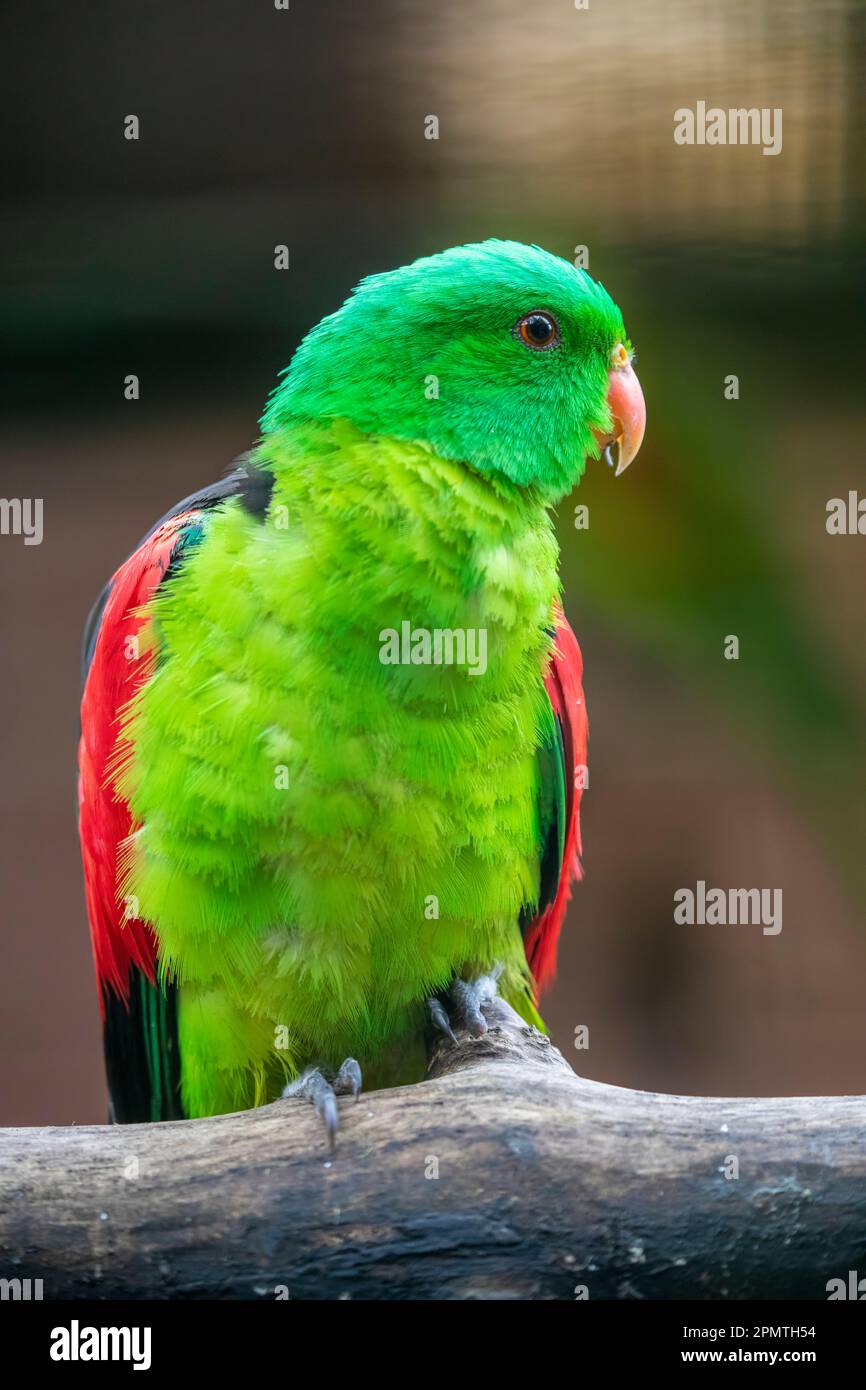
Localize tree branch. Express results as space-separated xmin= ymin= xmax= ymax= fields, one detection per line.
xmin=2 ymin=999 xmax=863 ymax=1299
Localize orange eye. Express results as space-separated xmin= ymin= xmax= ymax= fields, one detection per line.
xmin=514 ymin=311 xmax=560 ymax=351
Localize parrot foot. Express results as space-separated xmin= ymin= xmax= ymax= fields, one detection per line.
xmin=281 ymin=1057 xmax=362 ymax=1152
xmin=427 ymin=966 xmax=503 ymax=1042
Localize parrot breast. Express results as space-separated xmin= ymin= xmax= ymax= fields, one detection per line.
xmin=114 ymin=419 xmax=562 ymax=1112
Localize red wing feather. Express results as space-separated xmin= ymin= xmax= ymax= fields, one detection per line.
xmin=523 ymin=604 xmax=588 ymax=992
xmin=78 ymin=512 xmax=199 ymax=1008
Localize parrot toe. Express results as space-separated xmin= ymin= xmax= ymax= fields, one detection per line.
xmin=426 ymin=996 xmax=457 ymax=1043
xmin=333 ymin=1056 xmax=363 ymax=1099
xmin=428 ymin=966 xmax=503 ymax=1043
xmin=282 ymin=1057 xmax=362 ymax=1151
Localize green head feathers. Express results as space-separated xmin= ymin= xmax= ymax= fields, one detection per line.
xmin=261 ymin=239 xmax=629 ymax=502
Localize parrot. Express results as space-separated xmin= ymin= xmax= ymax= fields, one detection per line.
xmin=78 ymin=239 xmax=645 ymax=1140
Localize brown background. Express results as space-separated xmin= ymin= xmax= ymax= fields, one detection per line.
xmin=1 ymin=0 xmax=865 ymax=1124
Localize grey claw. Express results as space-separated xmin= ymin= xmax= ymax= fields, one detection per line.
xmin=334 ymin=1057 xmax=362 ymax=1100
xmin=283 ymin=1061 xmax=361 ymax=1151
xmin=316 ymin=1085 xmax=339 ymax=1151
xmin=428 ymin=967 xmax=504 ymax=1046
xmin=450 ymin=978 xmax=488 ymax=1038
xmin=427 ymin=996 xmax=457 ymax=1043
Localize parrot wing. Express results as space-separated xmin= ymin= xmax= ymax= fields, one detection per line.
xmin=521 ymin=604 xmax=588 ymax=993
xmin=78 ymin=457 xmax=272 ymax=1121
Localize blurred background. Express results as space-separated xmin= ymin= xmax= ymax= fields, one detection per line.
xmin=1 ymin=0 xmax=865 ymax=1124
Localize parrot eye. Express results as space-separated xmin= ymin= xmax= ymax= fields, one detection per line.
xmin=514 ymin=311 xmax=560 ymax=351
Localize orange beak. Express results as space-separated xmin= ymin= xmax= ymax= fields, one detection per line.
xmin=594 ymin=355 xmax=646 ymax=476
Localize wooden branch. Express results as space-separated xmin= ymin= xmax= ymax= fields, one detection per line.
xmin=2 ymin=999 xmax=863 ymax=1300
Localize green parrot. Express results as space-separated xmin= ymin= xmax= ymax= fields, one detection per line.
xmin=78 ymin=239 xmax=645 ymax=1139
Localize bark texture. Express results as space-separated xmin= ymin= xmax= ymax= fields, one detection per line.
xmin=1 ymin=999 xmax=863 ymax=1300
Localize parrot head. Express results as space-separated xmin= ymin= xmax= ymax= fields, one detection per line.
xmin=262 ymin=239 xmax=645 ymax=503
